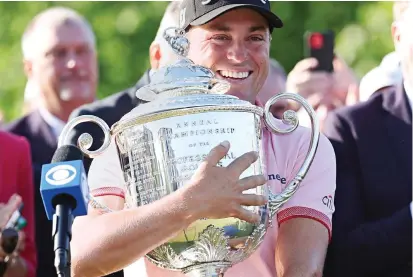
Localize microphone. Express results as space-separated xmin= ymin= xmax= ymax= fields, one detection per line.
xmin=40 ymin=145 xmax=89 ymax=277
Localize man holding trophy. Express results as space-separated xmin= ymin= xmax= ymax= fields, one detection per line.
xmin=68 ymin=0 xmax=336 ymax=276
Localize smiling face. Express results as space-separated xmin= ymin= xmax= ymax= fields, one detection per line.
xmin=186 ymin=8 xmax=271 ymax=103
xmin=24 ymin=18 xmax=97 ymax=120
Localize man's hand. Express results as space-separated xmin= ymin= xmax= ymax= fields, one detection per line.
xmin=287 ymin=57 xmax=359 ymax=132
xmin=286 ymin=58 xmax=334 ymax=110
xmin=183 ymin=141 xmax=268 ymax=223
xmin=0 ymin=195 xmax=22 ymax=229
xmin=0 ymin=194 xmax=23 ymax=261
xmin=286 ymin=57 xmax=358 ymax=110
xmin=275 ymin=218 xmax=329 ymax=277
xmin=332 ymin=56 xmax=359 ymax=104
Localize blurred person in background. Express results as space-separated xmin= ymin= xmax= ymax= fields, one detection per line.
xmin=358 ymin=62 xmax=401 ymax=102
xmin=2 ymin=7 xmax=97 ymax=277
xmin=286 ymin=53 xmax=359 ymax=132
xmin=257 ymin=58 xmax=289 ymax=119
xmin=357 ymin=2 xmax=405 ymax=102
xmin=0 ymin=131 xmax=36 ymax=277
xmin=21 ymin=81 xmax=40 ymax=115
xmin=323 ymin=2 xmax=413 ymax=276
xmin=67 ymin=1 xmax=181 ymax=173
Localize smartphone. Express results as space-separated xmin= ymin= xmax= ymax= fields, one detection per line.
xmin=304 ymin=30 xmax=335 ymax=72
xmin=5 ymin=203 xmax=27 ymax=231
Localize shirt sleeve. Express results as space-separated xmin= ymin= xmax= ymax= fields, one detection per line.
xmin=17 ymin=137 xmax=37 ymax=277
xmin=88 ymin=138 xmax=126 ymax=199
xmin=277 ymin=131 xmax=337 ymax=240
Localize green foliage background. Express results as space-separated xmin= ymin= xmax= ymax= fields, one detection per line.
xmin=0 ymin=1 xmax=395 ymax=122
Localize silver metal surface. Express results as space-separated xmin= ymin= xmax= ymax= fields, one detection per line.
xmin=58 ymin=115 xmax=111 ymax=158
xmin=135 ymin=27 xmax=230 ymax=102
xmin=263 ymin=93 xmax=320 ymax=221
xmin=58 ymin=27 xmax=320 ymax=277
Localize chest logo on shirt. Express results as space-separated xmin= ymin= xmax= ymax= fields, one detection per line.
xmin=267 ymin=173 xmax=286 ymax=184
xmin=322 ymin=195 xmax=334 ymax=211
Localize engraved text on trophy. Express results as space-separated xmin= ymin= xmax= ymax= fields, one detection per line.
xmin=158 ymin=117 xmax=238 ymax=188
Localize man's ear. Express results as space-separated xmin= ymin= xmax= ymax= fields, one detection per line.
xmin=392 ymin=22 xmax=401 ymax=51
xmin=23 ymin=59 xmax=33 ymax=78
xmin=149 ymin=42 xmax=161 ymax=70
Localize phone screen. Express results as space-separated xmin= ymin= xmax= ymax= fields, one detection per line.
xmin=304 ymin=30 xmax=335 ymax=72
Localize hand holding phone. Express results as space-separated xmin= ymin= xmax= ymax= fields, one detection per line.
xmin=304 ymin=30 xmax=335 ymax=72
xmin=5 ymin=203 xmax=26 ymax=231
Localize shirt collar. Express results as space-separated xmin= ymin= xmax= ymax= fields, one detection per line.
xmin=403 ymin=80 xmax=413 ymax=109
xmin=38 ymin=107 xmax=66 ymax=140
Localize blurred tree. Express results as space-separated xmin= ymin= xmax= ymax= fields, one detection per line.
xmin=0 ymin=1 xmax=395 ymax=122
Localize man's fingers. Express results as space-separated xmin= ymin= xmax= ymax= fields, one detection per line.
xmin=306 ymin=93 xmax=323 ymax=110
xmin=291 ymin=58 xmax=318 ymax=73
xmin=238 ymin=175 xmax=267 ymax=191
xmin=227 ymin=151 xmax=259 ymax=177
xmin=238 ymin=193 xmax=267 ymax=207
xmin=0 ymin=195 xmax=22 ymax=228
xmin=234 ymin=207 xmax=261 ymax=223
xmin=203 ymin=141 xmax=230 ymax=166
xmin=6 ymin=194 xmax=21 ymax=212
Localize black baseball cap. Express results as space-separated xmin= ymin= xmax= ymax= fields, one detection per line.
xmin=179 ymin=0 xmax=283 ymax=32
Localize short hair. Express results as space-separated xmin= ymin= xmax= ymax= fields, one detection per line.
xmin=22 ymin=7 xmax=96 ymax=60
xmin=153 ymin=1 xmax=181 ymax=44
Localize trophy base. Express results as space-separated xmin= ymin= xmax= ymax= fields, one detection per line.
xmin=182 ymin=262 xmax=231 ymax=277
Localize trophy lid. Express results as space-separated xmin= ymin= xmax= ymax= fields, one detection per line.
xmin=135 ymin=27 xmax=230 ymax=102
xmin=121 ymin=93 xmax=260 ymax=122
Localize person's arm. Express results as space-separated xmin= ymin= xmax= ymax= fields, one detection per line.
xmin=276 ymin=218 xmax=329 ymax=277
xmin=323 ymin=111 xmax=412 ymax=275
xmin=71 ymin=191 xmax=197 ymax=277
xmin=4 ymin=138 xmax=36 ymax=277
xmin=71 ymin=141 xmax=267 ymax=277
xmin=274 ymin=134 xmax=336 ymax=277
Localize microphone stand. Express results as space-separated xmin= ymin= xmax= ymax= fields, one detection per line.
xmin=53 ymin=204 xmax=73 ymax=277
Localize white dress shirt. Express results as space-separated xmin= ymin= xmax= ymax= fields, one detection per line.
xmin=403 ymin=80 xmax=413 ymax=108
xmin=38 ymin=107 xmax=66 ymax=140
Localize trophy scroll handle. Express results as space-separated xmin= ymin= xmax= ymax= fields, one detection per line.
xmin=58 ymin=115 xmax=112 ymax=158
xmin=262 ymin=93 xmax=320 ymax=220
xmin=58 ymin=115 xmax=116 ymax=213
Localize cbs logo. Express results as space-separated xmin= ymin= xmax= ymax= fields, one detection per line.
xmin=45 ymin=165 xmax=77 ymax=186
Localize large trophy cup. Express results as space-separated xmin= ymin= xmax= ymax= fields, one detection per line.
xmin=59 ymin=27 xmax=319 ymax=277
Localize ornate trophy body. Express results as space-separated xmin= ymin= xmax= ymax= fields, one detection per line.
xmin=59 ymin=28 xmax=319 ymax=277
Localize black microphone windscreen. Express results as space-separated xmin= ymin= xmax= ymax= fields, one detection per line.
xmin=51 ymin=145 xmax=84 ymax=163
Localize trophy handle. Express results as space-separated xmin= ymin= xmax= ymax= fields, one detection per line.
xmin=58 ymin=115 xmax=112 ymax=159
xmin=262 ymin=93 xmax=320 ymax=220
xmin=58 ymin=115 xmax=118 ymax=214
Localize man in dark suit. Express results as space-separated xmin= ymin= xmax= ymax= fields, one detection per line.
xmin=323 ymin=3 xmax=412 ymax=276
xmin=67 ymin=1 xmax=181 ymax=173
xmin=3 ymin=7 xmax=98 ymax=277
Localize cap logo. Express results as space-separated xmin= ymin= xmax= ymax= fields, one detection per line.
xmin=179 ymin=7 xmax=186 ymax=28
xmin=201 ymin=0 xmax=212 ymax=5
xmin=261 ymin=0 xmax=267 ymax=3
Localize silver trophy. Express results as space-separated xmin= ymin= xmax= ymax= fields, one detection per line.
xmin=59 ymin=27 xmax=320 ymax=277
